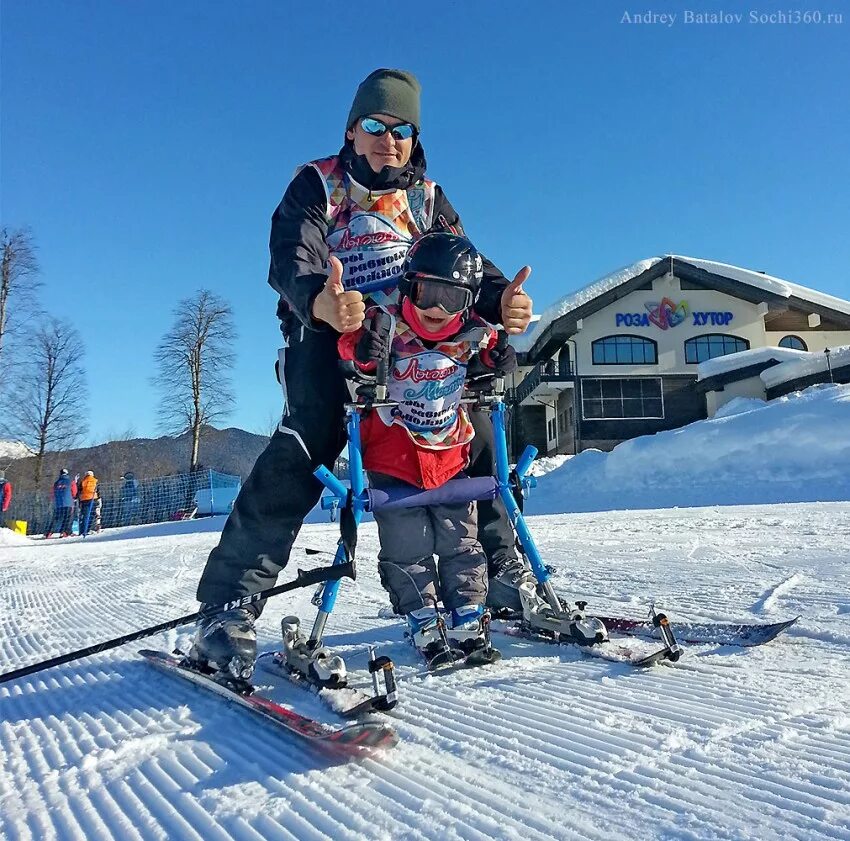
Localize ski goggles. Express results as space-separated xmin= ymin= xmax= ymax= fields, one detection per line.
xmin=359 ymin=116 xmax=416 ymax=142
xmin=407 ymin=276 xmax=473 ymax=314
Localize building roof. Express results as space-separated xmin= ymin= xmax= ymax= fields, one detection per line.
xmin=696 ymin=346 xmax=809 ymax=382
xmin=761 ymin=345 xmax=850 ymax=390
xmin=526 ymin=255 xmax=850 ymax=361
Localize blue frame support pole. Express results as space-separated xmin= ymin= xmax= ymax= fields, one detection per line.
xmin=308 ymin=407 xmax=369 ymax=645
xmin=491 ymin=401 xmax=550 ymax=586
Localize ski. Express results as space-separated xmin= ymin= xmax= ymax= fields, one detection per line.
xmin=140 ymin=650 xmax=398 ymax=756
xmin=592 ymin=615 xmax=799 ymax=647
xmin=256 ymin=650 xmax=397 ymax=719
xmin=494 ymin=623 xmax=675 ymax=668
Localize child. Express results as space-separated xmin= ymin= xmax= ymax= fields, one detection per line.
xmin=339 ymin=232 xmax=516 ymax=664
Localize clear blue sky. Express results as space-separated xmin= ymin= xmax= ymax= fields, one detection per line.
xmin=3 ymin=1 xmax=848 ymax=444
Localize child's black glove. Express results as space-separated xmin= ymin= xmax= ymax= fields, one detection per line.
xmin=354 ymin=316 xmax=392 ymax=366
xmin=484 ymin=342 xmax=517 ymax=375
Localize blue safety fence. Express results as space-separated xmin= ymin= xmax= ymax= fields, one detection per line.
xmin=4 ymin=469 xmax=241 ymax=536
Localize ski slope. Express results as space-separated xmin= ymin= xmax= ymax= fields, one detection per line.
xmin=2 ymin=505 xmax=850 ymax=841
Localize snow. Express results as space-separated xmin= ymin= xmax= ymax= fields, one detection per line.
xmin=531 ymin=258 xmax=663 ymax=343
xmin=527 ymin=453 xmax=572 ymax=477
xmin=696 ymin=345 xmax=809 ymax=380
xmin=507 ymin=314 xmax=541 ymax=354
xmin=0 ymin=439 xmax=34 ymax=461
xmin=2 ymin=504 xmax=849 ymax=840
xmin=2 ymin=383 xmax=849 ymax=839
xmin=761 ymin=344 xmax=850 ymax=390
xmin=672 ymin=255 xmax=850 ymax=317
xmin=527 ymin=383 xmax=850 ymax=514
xmin=0 ymin=527 xmax=31 ymax=547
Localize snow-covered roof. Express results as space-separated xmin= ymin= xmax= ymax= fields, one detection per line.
xmin=672 ymin=256 xmax=850 ymax=318
xmin=507 ymin=314 xmax=541 ymax=354
xmin=531 ymin=258 xmax=662 ymax=344
xmin=526 ymin=255 xmax=850 ymax=353
xmin=696 ymin=346 xmax=809 ymax=381
xmin=761 ymin=345 xmax=850 ymax=389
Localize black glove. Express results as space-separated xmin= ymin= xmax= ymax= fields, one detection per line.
xmin=485 ymin=342 xmax=517 ymax=375
xmin=354 ymin=315 xmax=392 ymax=366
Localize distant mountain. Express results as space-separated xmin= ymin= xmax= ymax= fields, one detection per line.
xmin=0 ymin=439 xmax=36 ymax=462
xmin=3 ymin=427 xmax=269 ymax=492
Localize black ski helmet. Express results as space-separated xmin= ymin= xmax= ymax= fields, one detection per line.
xmin=399 ymin=232 xmax=484 ymax=312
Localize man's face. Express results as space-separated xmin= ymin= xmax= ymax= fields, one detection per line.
xmin=346 ymin=113 xmax=415 ymax=174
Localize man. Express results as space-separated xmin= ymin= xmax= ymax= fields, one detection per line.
xmin=47 ymin=468 xmax=76 ymax=538
xmin=192 ymin=69 xmax=534 ymax=675
xmin=77 ymin=470 xmax=99 ymax=537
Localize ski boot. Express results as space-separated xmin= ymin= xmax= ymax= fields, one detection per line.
xmin=448 ymin=605 xmax=502 ymax=665
xmin=487 ymin=557 xmax=536 ymax=614
xmin=276 ymin=616 xmax=348 ymax=688
xmin=188 ymin=605 xmax=258 ymax=681
xmin=405 ymin=606 xmax=465 ymax=669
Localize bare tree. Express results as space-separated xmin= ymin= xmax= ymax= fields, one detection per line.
xmin=154 ymin=289 xmax=237 ymax=471
xmin=0 ymin=227 xmax=41 ymax=390
xmin=5 ymin=318 xmax=88 ymax=488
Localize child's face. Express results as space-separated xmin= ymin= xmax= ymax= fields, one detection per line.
xmin=413 ymin=304 xmax=457 ymax=334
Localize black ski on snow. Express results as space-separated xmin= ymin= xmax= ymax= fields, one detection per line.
xmin=592 ymin=615 xmax=800 ymax=647
xmin=139 ymin=650 xmax=398 ymax=756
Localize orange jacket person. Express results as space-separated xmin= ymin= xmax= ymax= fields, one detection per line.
xmin=78 ymin=471 xmax=99 ymax=537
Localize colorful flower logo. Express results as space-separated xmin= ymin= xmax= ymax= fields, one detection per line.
xmin=645 ymin=298 xmax=688 ymax=330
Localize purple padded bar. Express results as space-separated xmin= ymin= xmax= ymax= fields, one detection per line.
xmin=367 ymin=477 xmax=498 ymax=511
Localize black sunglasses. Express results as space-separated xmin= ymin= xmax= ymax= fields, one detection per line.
xmin=359 ymin=116 xmax=416 ymax=142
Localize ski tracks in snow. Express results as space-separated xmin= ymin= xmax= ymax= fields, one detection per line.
xmin=2 ymin=504 xmax=850 ymax=840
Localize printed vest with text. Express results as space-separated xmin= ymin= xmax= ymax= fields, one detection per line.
xmin=374 ymin=307 xmax=492 ymax=450
xmin=304 ymin=156 xmax=436 ymax=309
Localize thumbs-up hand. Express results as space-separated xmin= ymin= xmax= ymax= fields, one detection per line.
xmin=500 ymin=266 xmax=533 ymax=334
xmin=311 ymin=256 xmax=366 ymax=333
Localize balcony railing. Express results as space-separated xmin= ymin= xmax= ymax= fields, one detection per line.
xmin=514 ymin=358 xmax=574 ymax=404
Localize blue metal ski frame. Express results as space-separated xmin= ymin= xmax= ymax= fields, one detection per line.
xmin=306 ymin=368 xmax=565 ymax=647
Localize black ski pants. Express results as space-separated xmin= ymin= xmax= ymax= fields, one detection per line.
xmin=195 ymin=325 xmax=517 ymax=612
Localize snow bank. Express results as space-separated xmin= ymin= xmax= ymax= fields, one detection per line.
xmin=0 ymin=527 xmax=32 ymax=547
xmin=527 ymin=383 xmax=850 ymax=514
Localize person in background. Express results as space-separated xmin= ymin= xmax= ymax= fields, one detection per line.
xmin=77 ymin=470 xmax=99 ymax=537
xmin=120 ymin=471 xmax=140 ymax=526
xmin=46 ymin=468 xmax=76 ymax=538
xmin=0 ymin=470 xmax=11 ymax=520
xmin=94 ymin=492 xmax=103 ymax=534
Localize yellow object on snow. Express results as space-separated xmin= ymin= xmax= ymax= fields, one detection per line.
xmin=9 ymin=520 xmax=28 ymax=535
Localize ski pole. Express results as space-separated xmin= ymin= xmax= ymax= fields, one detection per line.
xmin=0 ymin=562 xmax=355 ymax=686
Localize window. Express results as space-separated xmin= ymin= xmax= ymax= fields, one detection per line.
xmin=779 ymin=335 xmax=808 ymax=351
xmin=684 ymin=334 xmax=749 ymax=364
xmin=581 ymin=378 xmax=664 ymax=420
xmin=547 ymin=418 xmax=556 ymax=441
xmin=592 ymin=335 xmax=658 ymax=365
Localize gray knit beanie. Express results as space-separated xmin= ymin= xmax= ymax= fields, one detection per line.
xmin=347 ymin=69 xmax=421 ymax=132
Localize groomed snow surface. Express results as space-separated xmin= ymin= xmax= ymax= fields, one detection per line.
xmin=528 ymin=384 xmax=850 ymax=514
xmin=2 ymin=502 xmax=850 ymax=841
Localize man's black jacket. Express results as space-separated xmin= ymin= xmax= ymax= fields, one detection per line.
xmin=268 ymin=142 xmax=509 ymax=333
